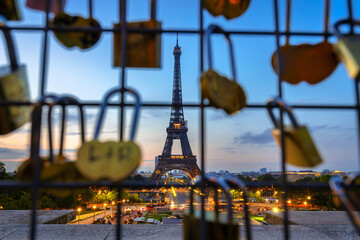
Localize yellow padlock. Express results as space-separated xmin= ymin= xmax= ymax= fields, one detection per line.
xmin=0 ymin=21 xmax=31 ymax=135
xmin=113 ymin=0 xmax=161 ymax=68
xmin=267 ymin=98 xmax=322 ymax=167
xmin=333 ymin=19 xmax=360 ymax=80
xmin=76 ymin=87 xmax=142 ymax=182
xmin=0 ymin=0 xmax=21 ymax=21
xmin=201 ymin=24 xmax=246 ymax=114
xmin=204 ymin=0 xmax=251 ymax=20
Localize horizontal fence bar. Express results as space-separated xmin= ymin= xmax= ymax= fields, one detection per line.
xmin=0 ymin=101 xmax=357 ymax=110
xmin=0 ymin=25 xmax=331 ymax=37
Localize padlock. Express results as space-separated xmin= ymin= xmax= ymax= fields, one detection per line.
xmin=333 ymin=19 xmax=360 ymax=80
xmin=17 ymin=95 xmax=58 ymax=182
xmin=76 ymin=87 xmax=142 ymax=182
xmin=271 ymin=0 xmax=338 ymax=84
xmin=204 ymin=0 xmax=250 ymax=20
xmin=0 ymin=21 xmax=31 ymax=135
xmin=26 ymin=0 xmax=66 ymax=14
xmin=113 ymin=0 xmax=161 ymax=68
xmin=201 ymin=24 xmax=246 ymax=114
xmin=40 ymin=96 xmax=87 ymax=198
xmin=224 ymin=177 xmax=252 ymax=240
xmin=0 ymin=0 xmax=21 ymax=20
xmin=184 ymin=175 xmax=239 ymax=240
xmin=267 ymin=98 xmax=322 ymax=167
xmin=51 ymin=1 xmax=101 ymax=50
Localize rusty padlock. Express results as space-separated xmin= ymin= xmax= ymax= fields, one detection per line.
xmin=271 ymin=0 xmax=338 ymax=84
xmin=333 ymin=19 xmax=360 ymax=80
xmin=113 ymin=0 xmax=161 ymax=68
xmin=76 ymin=87 xmax=142 ymax=182
xmin=0 ymin=20 xmax=31 ymax=135
xmin=267 ymin=97 xmax=322 ymax=167
xmin=205 ymin=0 xmax=250 ymax=20
xmin=201 ymin=24 xmax=246 ymax=115
xmin=26 ymin=0 xmax=66 ymax=14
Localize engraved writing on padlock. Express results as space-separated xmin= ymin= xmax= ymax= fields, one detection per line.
xmin=271 ymin=0 xmax=338 ymax=85
xmin=201 ymin=24 xmax=246 ymax=114
xmin=0 ymin=24 xmax=31 ymax=135
xmin=76 ymin=87 xmax=142 ymax=182
xmin=333 ymin=19 xmax=360 ymax=80
xmin=113 ymin=0 xmax=161 ymax=68
xmin=0 ymin=0 xmax=21 ymax=21
xmin=26 ymin=0 xmax=67 ymax=14
xmin=204 ymin=0 xmax=250 ymax=20
xmin=267 ymin=98 xmax=323 ymax=167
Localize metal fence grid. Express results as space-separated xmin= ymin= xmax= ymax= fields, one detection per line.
xmin=0 ymin=0 xmax=359 ymax=239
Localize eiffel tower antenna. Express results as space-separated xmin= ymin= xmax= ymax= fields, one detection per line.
xmin=151 ymin=37 xmax=200 ymax=182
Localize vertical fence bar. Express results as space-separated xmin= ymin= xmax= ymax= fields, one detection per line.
xmin=39 ymin=0 xmax=51 ymax=96
xmin=273 ymin=0 xmax=290 ymax=239
xmin=199 ymin=0 xmax=207 ymax=240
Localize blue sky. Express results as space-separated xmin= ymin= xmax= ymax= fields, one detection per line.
xmin=0 ymin=0 xmax=360 ymax=173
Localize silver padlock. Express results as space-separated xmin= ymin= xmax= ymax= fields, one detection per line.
xmin=0 ymin=19 xmax=31 ymax=135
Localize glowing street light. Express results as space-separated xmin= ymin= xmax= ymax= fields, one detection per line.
xmin=103 ymin=203 xmax=107 ymax=218
xmin=77 ymin=208 xmax=82 ymax=224
xmin=273 ymin=207 xmax=279 ymax=213
xmin=307 ymin=196 xmax=311 ymax=200
xmin=93 ymin=206 xmax=96 ymax=222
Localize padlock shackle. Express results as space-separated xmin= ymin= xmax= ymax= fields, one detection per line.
xmin=333 ymin=19 xmax=360 ymax=37
xmin=266 ymin=97 xmax=299 ymax=128
xmin=330 ymin=176 xmax=360 ymax=232
xmin=88 ymin=0 xmax=93 ymax=18
xmin=48 ymin=95 xmax=85 ymax=162
xmin=94 ymin=87 xmax=141 ymax=141
xmin=224 ymin=177 xmax=252 ymax=240
xmin=0 ymin=18 xmax=19 ymax=71
xmin=191 ymin=175 xmax=233 ymax=223
xmin=205 ymin=24 xmax=237 ymax=82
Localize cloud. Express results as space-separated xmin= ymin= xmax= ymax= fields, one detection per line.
xmin=310 ymin=124 xmax=342 ymax=132
xmin=234 ymin=128 xmax=273 ymax=145
xmin=0 ymin=147 xmax=28 ymax=160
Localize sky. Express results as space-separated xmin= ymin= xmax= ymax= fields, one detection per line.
xmin=1 ymin=0 xmax=360 ymax=173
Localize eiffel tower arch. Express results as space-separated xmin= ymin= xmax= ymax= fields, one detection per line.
xmin=151 ymin=36 xmax=201 ymax=182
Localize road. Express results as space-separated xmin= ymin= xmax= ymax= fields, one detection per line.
xmin=68 ymin=209 xmax=115 ymax=224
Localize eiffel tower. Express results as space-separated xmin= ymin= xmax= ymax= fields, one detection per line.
xmin=151 ymin=36 xmax=200 ymax=181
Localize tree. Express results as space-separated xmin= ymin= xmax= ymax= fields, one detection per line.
xmin=257 ymin=174 xmax=277 ymax=183
xmin=236 ymin=175 xmax=252 ymax=183
xmin=0 ymin=162 xmax=12 ymax=180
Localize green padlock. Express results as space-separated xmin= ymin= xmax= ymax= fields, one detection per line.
xmin=201 ymin=24 xmax=246 ymax=115
xmin=0 ymin=20 xmax=31 ymax=135
xmin=267 ymin=98 xmax=323 ymax=167
xmin=184 ymin=175 xmax=239 ymax=240
xmin=333 ymin=19 xmax=360 ymax=80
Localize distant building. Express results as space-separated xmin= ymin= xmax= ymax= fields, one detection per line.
xmin=155 ymin=156 xmax=158 ymax=167
xmin=323 ymin=170 xmax=347 ymax=178
xmin=286 ymin=171 xmax=320 ymax=182
xmin=260 ymin=168 xmax=267 ymax=175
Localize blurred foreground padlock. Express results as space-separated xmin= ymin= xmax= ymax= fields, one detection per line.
xmin=333 ymin=19 xmax=360 ymax=80
xmin=40 ymin=96 xmax=87 ymax=198
xmin=271 ymin=0 xmax=338 ymax=84
xmin=113 ymin=0 xmax=161 ymax=68
xmin=76 ymin=87 xmax=142 ymax=181
xmin=267 ymin=98 xmax=322 ymax=167
xmin=184 ymin=176 xmax=239 ymax=240
xmin=204 ymin=0 xmax=250 ymax=20
xmin=26 ymin=0 xmax=66 ymax=14
xmin=0 ymin=0 xmax=21 ymax=21
xmin=0 ymin=21 xmax=31 ymax=135
xmin=51 ymin=1 xmax=101 ymax=50
xmin=201 ymin=24 xmax=246 ymax=114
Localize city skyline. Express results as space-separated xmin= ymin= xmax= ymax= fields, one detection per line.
xmin=1 ymin=1 xmax=360 ymax=173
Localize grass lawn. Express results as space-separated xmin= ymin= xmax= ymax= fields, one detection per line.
xmin=251 ymin=215 xmax=264 ymax=223
xmin=145 ymin=213 xmax=172 ymax=222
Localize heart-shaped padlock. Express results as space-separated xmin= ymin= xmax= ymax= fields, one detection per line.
xmin=51 ymin=1 xmax=101 ymax=50
xmin=204 ymin=0 xmax=250 ymax=20
xmin=0 ymin=0 xmax=21 ymax=21
xmin=76 ymin=87 xmax=142 ymax=182
xmin=201 ymin=24 xmax=246 ymax=114
xmin=271 ymin=0 xmax=338 ymax=85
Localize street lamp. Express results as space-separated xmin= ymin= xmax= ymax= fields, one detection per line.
xmin=77 ymin=208 xmax=82 ymax=224
xmin=93 ymin=206 xmax=96 ymax=222
xmin=103 ymin=203 xmax=107 ymax=218
xmin=112 ymin=201 xmax=115 ymax=217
